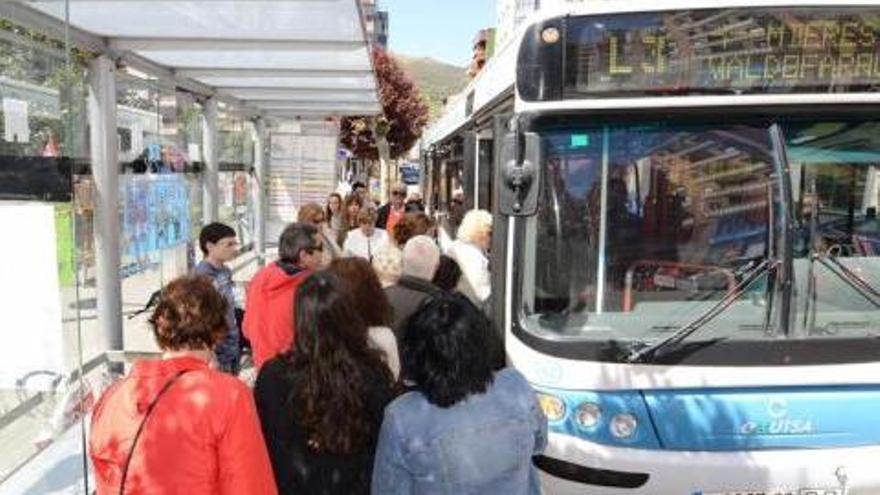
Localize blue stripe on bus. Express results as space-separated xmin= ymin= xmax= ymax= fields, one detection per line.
xmin=535 ymin=384 xmax=880 ymax=451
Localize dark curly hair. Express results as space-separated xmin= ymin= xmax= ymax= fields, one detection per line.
xmin=149 ymin=275 xmax=228 ymax=351
xmin=326 ymin=257 xmax=392 ymax=327
xmin=402 ymin=292 xmax=498 ymax=408
xmin=392 ymin=212 xmax=435 ymax=247
xmin=432 ymin=255 xmax=462 ymax=291
xmin=286 ymin=272 xmax=393 ymax=454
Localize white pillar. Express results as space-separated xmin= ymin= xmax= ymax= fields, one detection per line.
xmin=202 ymin=98 xmax=219 ymax=224
xmin=88 ymin=55 xmax=122 ymax=355
xmin=254 ymin=118 xmax=268 ymax=266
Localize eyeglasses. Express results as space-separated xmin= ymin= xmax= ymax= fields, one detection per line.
xmin=392 ymin=191 xmax=406 ymax=196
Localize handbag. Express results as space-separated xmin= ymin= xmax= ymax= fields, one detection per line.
xmin=118 ymin=370 xmax=191 ymax=495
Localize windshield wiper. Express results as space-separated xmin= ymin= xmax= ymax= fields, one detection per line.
xmin=816 ymin=255 xmax=880 ymax=305
xmin=625 ymin=126 xmax=794 ymax=364
xmin=802 ymin=178 xmax=821 ymax=333
xmin=624 ymin=258 xmax=772 ymax=363
xmin=803 ymin=179 xmax=880 ymax=334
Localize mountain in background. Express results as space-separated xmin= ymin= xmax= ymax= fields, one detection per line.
xmin=394 ymin=54 xmax=468 ymax=122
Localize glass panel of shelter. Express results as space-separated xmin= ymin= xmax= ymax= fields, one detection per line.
xmin=0 ymin=2 xmax=95 ymax=492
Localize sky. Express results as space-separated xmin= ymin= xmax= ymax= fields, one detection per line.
xmin=380 ymin=0 xmax=496 ymax=67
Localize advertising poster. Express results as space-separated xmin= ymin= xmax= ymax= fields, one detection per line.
xmin=120 ymin=175 xmax=190 ymax=276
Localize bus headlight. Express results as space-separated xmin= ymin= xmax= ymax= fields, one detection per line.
xmin=575 ymin=402 xmax=602 ymax=428
xmin=610 ymin=413 xmax=638 ymax=439
xmin=536 ymin=392 xmax=566 ymax=422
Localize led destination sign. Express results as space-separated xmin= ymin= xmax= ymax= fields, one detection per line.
xmin=562 ymin=8 xmax=880 ymax=97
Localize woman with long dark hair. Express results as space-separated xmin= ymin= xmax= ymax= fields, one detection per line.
xmin=254 ymin=272 xmax=395 ymax=494
xmin=343 ymin=193 xmax=364 ymax=232
xmin=325 ymin=192 xmax=345 ymax=246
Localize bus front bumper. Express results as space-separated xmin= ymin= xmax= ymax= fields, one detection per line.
xmin=539 ymin=432 xmax=880 ymax=494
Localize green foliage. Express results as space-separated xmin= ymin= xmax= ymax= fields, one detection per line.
xmin=395 ymin=55 xmax=468 ymax=122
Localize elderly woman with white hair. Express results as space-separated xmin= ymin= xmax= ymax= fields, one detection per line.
xmin=448 ymin=209 xmax=493 ymax=307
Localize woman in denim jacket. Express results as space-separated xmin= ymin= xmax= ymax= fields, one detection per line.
xmin=372 ymin=292 xmax=547 ymax=494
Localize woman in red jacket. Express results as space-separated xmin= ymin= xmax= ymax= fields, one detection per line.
xmin=89 ymin=275 xmax=277 ymax=495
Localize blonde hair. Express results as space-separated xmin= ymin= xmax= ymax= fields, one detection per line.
xmin=371 ymin=246 xmax=403 ymax=287
xmin=456 ymin=209 xmax=492 ymax=244
xmin=297 ymin=203 xmax=325 ymax=224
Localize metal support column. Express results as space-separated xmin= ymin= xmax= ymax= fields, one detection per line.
xmin=88 ymin=55 xmax=122 ymax=357
xmin=254 ymin=118 xmax=268 ymax=265
xmin=202 ymin=97 xmax=219 ymax=224
xmin=596 ymin=127 xmax=611 ymax=314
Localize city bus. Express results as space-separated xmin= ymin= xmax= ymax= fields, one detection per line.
xmin=421 ymin=1 xmax=880 ymax=493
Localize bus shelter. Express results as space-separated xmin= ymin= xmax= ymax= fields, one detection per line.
xmin=0 ymin=1 xmax=379 ymax=491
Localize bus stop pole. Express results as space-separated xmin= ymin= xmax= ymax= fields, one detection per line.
xmin=202 ymin=97 xmax=219 ymax=224
xmin=88 ymin=55 xmax=123 ymax=361
xmin=254 ymin=118 xmax=267 ymax=266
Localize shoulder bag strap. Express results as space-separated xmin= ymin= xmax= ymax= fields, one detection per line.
xmin=118 ymin=369 xmax=191 ymax=495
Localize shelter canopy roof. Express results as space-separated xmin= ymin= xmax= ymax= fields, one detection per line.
xmin=19 ymin=0 xmax=380 ymax=118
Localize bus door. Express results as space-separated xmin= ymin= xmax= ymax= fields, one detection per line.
xmin=462 ymin=130 xmax=477 ymax=211
xmin=477 ymin=132 xmax=494 ymax=211
xmin=491 ymin=114 xmax=513 ymax=337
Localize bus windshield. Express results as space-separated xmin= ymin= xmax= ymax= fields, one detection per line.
xmin=521 ymin=119 xmax=880 ymax=351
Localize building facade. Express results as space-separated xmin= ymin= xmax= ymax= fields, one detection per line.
xmin=495 ymin=0 xmax=591 ymax=49
xmin=468 ymin=28 xmax=496 ymax=79
xmin=360 ymin=0 xmax=389 ymax=49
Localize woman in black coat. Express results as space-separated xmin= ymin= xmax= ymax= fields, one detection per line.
xmin=254 ymin=272 xmax=395 ymax=494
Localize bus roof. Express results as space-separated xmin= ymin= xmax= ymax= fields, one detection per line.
xmin=421 ymin=0 xmax=880 ymax=147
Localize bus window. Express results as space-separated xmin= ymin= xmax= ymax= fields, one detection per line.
xmin=524 ymin=122 xmax=780 ymax=342
xmin=783 ymin=121 xmax=880 ymax=335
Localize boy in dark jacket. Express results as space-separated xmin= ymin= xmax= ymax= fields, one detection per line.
xmin=194 ymin=222 xmax=241 ymax=374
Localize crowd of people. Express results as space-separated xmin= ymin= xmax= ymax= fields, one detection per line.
xmin=87 ymin=183 xmax=547 ymax=494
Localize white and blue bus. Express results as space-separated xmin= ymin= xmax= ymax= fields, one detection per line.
xmin=422 ymin=1 xmax=880 ymax=493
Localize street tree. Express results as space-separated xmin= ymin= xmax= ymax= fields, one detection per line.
xmin=340 ymin=48 xmax=429 ymax=199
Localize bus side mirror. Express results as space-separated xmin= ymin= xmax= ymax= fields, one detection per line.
xmin=499 ymin=131 xmax=541 ymax=216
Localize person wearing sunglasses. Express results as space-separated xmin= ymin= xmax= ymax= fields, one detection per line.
xmin=375 ymin=183 xmax=408 ymax=236
xmin=243 ymin=222 xmax=326 ymax=371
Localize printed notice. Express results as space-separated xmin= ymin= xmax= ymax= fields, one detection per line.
xmin=3 ymin=98 xmax=30 ymax=143
xmin=131 ymin=121 xmax=144 ymax=156
xmin=187 ymin=143 xmax=200 ymax=162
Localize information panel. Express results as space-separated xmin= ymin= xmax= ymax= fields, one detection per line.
xmin=564 ymin=8 xmax=880 ymax=96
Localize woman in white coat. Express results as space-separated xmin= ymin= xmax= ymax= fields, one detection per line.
xmin=447 ymin=209 xmax=493 ymax=307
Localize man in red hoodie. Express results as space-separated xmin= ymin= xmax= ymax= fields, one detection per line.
xmin=244 ymin=222 xmax=325 ymax=369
